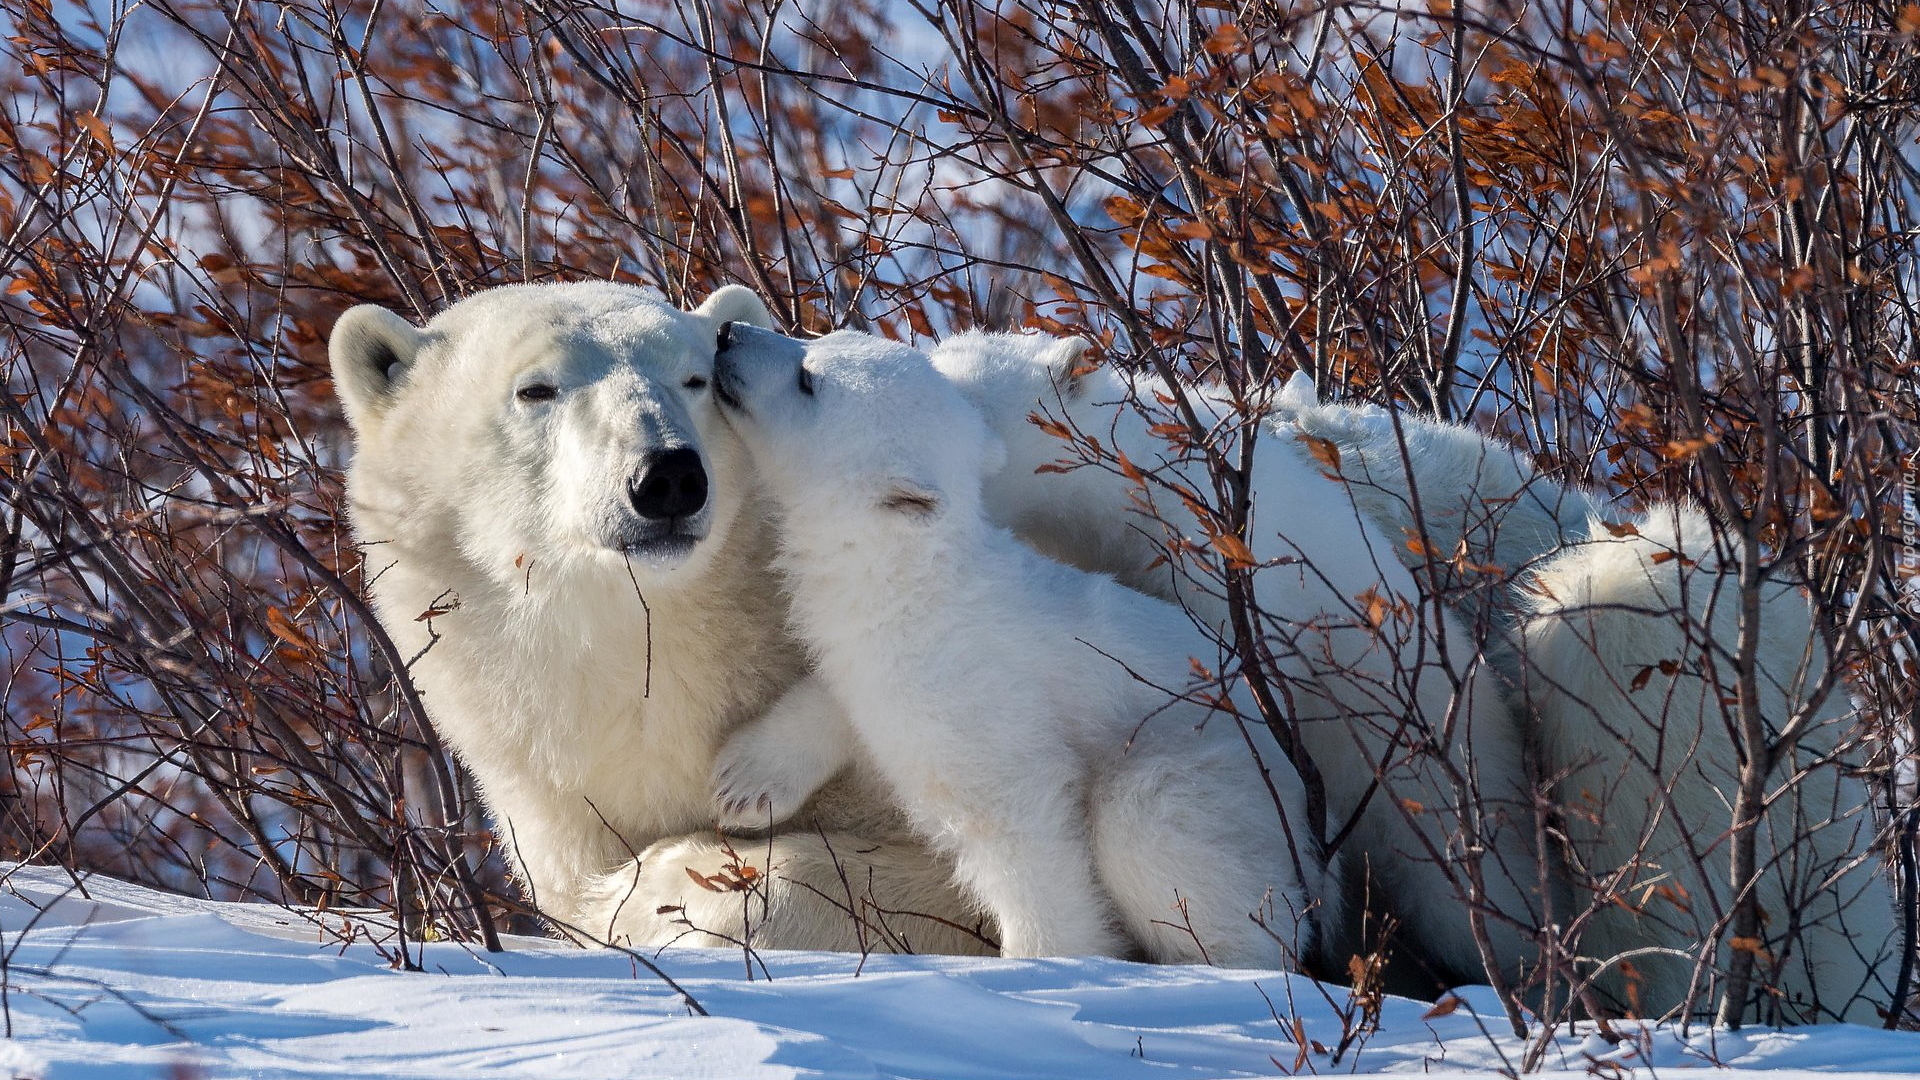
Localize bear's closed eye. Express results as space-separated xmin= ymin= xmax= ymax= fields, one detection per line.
xmin=881 ymin=487 xmax=940 ymax=516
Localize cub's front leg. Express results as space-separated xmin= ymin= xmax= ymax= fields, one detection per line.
xmin=896 ymin=748 xmax=1126 ymax=959
xmin=944 ymin=791 xmax=1128 ymax=959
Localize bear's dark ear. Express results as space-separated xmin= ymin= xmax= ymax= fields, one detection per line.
xmin=693 ymin=284 xmax=773 ymax=332
xmin=330 ymin=305 xmax=423 ymax=433
xmin=1043 ymin=335 xmax=1097 ymax=398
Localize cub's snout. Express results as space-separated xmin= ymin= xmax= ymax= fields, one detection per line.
xmin=714 ymin=322 xmax=809 ymax=415
xmin=630 ymin=447 xmax=708 ymax=521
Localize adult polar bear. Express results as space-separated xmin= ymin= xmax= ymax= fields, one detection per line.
xmin=329 ymin=280 xmax=1891 ymax=1020
xmin=329 ymin=282 xmax=987 ymax=953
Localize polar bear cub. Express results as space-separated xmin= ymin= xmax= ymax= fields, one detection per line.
xmin=924 ymin=332 xmax=1542 ymax=988
xmin=713 ymin=325 xmax=1329 ymax=965
xmin=1266 ymin=374 xmax=1897 ymax=1022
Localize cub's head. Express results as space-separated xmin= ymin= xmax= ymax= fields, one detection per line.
xmin=712 ymin=326 xmax=1004 ymax=532
xmin=926 ymin=330 xmax=1143 ymax=537
xmin=329 ymin=281 xmax=772 ymax=596
xmin=928 ymin=330 xmax=1102 ymax=444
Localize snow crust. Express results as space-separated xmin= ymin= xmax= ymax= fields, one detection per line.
xmin=2 ymin=863 xmax=1916 ymax=1079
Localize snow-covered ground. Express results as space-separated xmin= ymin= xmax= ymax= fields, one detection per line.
xmin=2 ymin=864 xmax=1916 ymax=1079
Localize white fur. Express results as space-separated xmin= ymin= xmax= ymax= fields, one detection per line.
xmin=716 ymin=327 xmax=1328 ymax=966
xmin=1271 ymin=373 xmax=1607 ymax=593
xmin=329 ymin=283 xmax=982 ymax=953
xmin=923 ymin=332 xmax=1543 ymax=987
xmin=1517 ymin=504 xmax=1895 ymax=1023
xmin=713 ymin=678 xmax=854 ymax=830
xmin=1270 ymin=375 xmax=1897 ymax=1021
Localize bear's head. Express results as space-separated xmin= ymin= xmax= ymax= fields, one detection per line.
xmin=928 ymin=330 xmax=1099 ymax=465
xmin=925 ymin=331 xmax=1153 ymax=553
xmin=329 ymin=281 xmax=773 ymax=598
xmin=711 ymin=325 xmax=1005 ymax=537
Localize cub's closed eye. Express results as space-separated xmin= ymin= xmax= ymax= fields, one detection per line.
xmin=516 ymin=384 xmax=558 ymax=403
xmin=881 ymin=486 xmax=940 ymax=516
xmin=683 ymin=375 xmax=709 ymax=390
xmin=796 ymin=365 xmax=815 ymax=396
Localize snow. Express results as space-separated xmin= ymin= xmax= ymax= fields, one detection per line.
xmin=2 ymin=863 xmax=1916 ymax=1079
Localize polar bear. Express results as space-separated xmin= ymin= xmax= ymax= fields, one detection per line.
xmin=1268 ymin=381 xmax=1605 ymax=638
xmin=329 ymin=282 xmax=987 ymax=954
xmin=1266 ymin=377 xmax=1899 ymax=1022
xmin=711 ymin=324 xmax=1328 ymax=966
xmin=713 ymin=330 xmax=1546 ymax=989
xmin=1516 ymin=506 xmax=1896 ymax=1023
xmin=928 ymin=333 xmax=1550 ymax=989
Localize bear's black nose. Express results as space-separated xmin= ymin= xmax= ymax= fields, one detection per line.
xmin=630 ymin=447 xmax=709 ymax=521
xmin=716 ymin=320 xmax=738 ymax=353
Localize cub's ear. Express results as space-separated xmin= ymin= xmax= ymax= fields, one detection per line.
xmin=1277 ymin=369 xmax=1320 ymax=413
xmin=330 ymin=305 xmax=423 ymax=433
xmin=693 ymin=284 xmax=773 ymax=331
xmin=1042 ymin=335 xmax=1097 ymax=398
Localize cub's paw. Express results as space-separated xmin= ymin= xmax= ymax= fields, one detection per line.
xmin=711 ymin=741 xmax=834 ymax=831
xmin=712 ymin=677 xmax=854 ymax=831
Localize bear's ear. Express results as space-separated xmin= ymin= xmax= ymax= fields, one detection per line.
xmin=1042 ymin=335 xmax=1097 ymax=398
xmin=692 ymin=284 xmax=773 ymax=331
xmin=330 ymin=305 xmax=423 ymax=433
